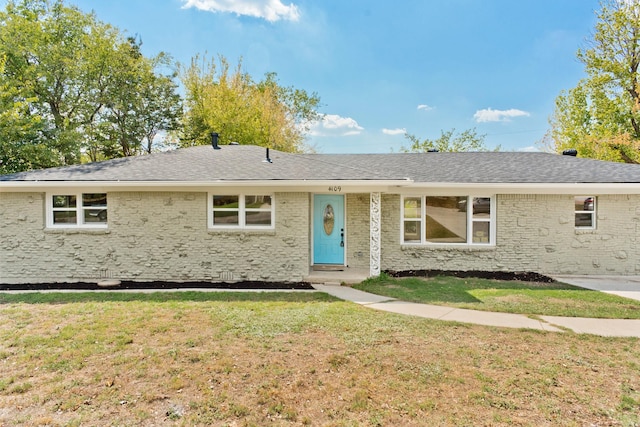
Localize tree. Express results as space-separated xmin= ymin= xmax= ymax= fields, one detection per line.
xmin=137 ymin=64 xmax=182 ymax=154
xmin=550 ymin=0 xmax=640 ymax=163
xmin=400 ymin=128 xmax=492 ymax=152
xmin=180 ymin=55 xmax=320 ymax=152
xmin=0 ymin=55 xmax=48 ymax=173
xmin=89 ymin=41 xmax=182 ymax=160
xmin=0 ymin=0 xmax=182 ymax=171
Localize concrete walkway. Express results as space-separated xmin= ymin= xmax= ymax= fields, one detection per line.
xmin=312 ymin=284 xmax=640 ymax=338
xmin=3 ymin=277 xmax=638 ymax=337
xmin=553 ymin=275 xmax=640 ymax=302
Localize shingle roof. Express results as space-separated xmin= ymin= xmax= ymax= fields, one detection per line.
xmin=305 ymin=151 xmax=640 ymax=183
xmin=0 ymin=145 xmax=403 ymax=182
xmin=2 ymin=144 xmax=640 ymax=184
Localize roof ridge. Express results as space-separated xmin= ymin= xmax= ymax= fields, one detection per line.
xmin=297 ymin=153 xmax=408 ymax=177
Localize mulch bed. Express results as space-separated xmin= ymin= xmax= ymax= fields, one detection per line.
xmin=384 ymin=269 xmax=554 ymax=283
xmin=0 ymin=281 xmax=315 ymax=291
xmin=0 ymin=271 xmax=554 ymax=291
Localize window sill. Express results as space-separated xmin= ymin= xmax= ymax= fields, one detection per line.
xmin=45 ymin=228 xmax=110 ymax=235
xmin=208 ymin=228 xmax=276 ymax=236
xmin=401 ymin=244 xmax=495 ymax=251
xmin=575 ymin=228 xmax=597 ymax=234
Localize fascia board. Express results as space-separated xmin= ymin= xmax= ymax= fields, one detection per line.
xmin=401 ymin=182 xmax=640 ymax=195
xmin=0 ymin=179 xmax=414 ymax=193
xmin=4 ymin=180 xmax=640 ymax=194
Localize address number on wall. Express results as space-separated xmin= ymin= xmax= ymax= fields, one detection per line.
xmin=328 ymin=186 xmax=342 ymax=192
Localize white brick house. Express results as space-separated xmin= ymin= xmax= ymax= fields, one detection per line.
xmin=2 ymin=144 xmax=640 ymax=285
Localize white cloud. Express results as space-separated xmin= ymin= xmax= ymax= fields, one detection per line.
xmin=181 ymin=0 xmax=300 ymax=22
xmin=473 ymin=108 xmax=531 ymax=123
xmin=308 ymin=114 xmax=364 ymax=137
xmin=417 ymin=104 xmax=434 ymax=111
xmin=518 ymin=146 xmax=540 ymax=152
xmin=382 ymin=128 xmax=406 ymax=135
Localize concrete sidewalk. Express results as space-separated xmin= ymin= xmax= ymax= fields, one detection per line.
xmin=313 ymin=284 xmax=640 ymax=338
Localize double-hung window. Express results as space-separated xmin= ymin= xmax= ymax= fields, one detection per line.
xmin=402 ymin=195 xmax=494 ymax=245
xmin=210 ymin=194 xmax=274 ymax=229
xmin=47 ymin=192 xmax=107 ymax=228
xmin=575 ymin=196 xmax=595 ymax=229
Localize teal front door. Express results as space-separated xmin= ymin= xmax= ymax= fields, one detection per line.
xmin=313 ymin=194 xmax=345 ymax=265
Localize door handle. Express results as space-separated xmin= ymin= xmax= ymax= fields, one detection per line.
xmin=340 ymin=228 xmax=344 ymax=247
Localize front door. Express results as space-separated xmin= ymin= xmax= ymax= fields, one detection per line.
xmin=313 ymin=194 xmax=345 ymax=265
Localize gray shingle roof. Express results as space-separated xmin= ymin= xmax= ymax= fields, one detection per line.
xmin=0 ymin=145 xmax=403 ymax=182
xmin=305 ymin=151 xmax=640 ymax=183
xmin=2 ymin=144 xmax=640 ymax=184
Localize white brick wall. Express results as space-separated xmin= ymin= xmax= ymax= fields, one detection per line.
xmin=0 ymin=191 xmax=309 ymax=284
xmin=346 ymin=193 xmax=370 ymax=268
xmin=2 ymin=191 xmax=639 ymax=284
xmin=381 ymin=193 xmax=640 ymax=275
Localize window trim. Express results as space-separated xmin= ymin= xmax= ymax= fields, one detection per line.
xmin=401 ymin=195 xmax=495 ymax=246
xmin=208 ymin=192 xmax=275 ymax=229
xmin=575 ymin=195 xmax=596 ymax=230
xmin=46 ymin=192 xmax=108 ymax=229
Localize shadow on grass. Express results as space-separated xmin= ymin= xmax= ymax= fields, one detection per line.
xmin=0 ymin=291 xmax=340 ymax=305
xmin=355 ymin=275 xmax=594 ymax=305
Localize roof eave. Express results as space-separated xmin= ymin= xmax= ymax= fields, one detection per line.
xmin=0 ymin=179 xmax=414 ymax=193
xmin=403 ymin=182 xmax=640 ymax=194
xmin=3 ymin=180 xmax=640 ymax=194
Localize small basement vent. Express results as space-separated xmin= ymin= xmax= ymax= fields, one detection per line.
xmin=220 ymin=271 xmax=234 ymax=281
xmin=99 ymin=269 xmax=114 ymax=279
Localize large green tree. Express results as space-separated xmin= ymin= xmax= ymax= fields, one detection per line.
xmin=88 ymin=42 xmax=182 ymax=160
xmin=0 ymin=0 xmax=181 ymax=171
xmin=551 ymin=0 xmax=640 ymax=163
xmin=180 ymin=55 xmax=321 ymax=152
xmin=0 ymin=55 xmax=48 ymax=173
xmin=401 ymin=128 xmax=492 ymax=152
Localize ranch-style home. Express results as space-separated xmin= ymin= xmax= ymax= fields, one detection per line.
xmin=2 ymin=142 xmax=640 ymax=285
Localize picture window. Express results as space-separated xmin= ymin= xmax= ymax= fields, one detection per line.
xmin=402 ymin=195 xmax=493 ymax=245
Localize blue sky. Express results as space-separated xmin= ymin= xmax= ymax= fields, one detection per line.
xmin=67 ymin=0 xmax=600 ymax=153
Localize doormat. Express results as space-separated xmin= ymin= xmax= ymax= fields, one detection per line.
xmin=312 ymin=265 xmax=345 ymax=272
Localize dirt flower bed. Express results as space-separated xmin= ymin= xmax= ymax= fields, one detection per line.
xmin=0 ymin=280 xmax=314 ymax=291
xmin=385 ymin=269 xmax=554 ymax=282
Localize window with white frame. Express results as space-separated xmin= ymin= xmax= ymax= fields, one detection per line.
xmin=210 ymin=194 xmax=274 ymax=228
xmin=575 ymin=196 xmax=595 ymax=229
xmin=48 ymin=193 xmax=107 ymax=227
xmin=402 ymin=195 xmax=493 ymax=245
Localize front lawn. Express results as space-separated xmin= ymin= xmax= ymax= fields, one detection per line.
xmin=353 ymin=274 xmax=640 ymax=319
xmin=0 ymin=291 xmax=639 ymax=426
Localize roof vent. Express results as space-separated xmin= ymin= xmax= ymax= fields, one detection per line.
xmin=211 ymin=132 xmax=221 ymax=150
xmin=427 ymin=148 xmax=439 ymax=153
xmin=562 ymin=149 xmax=577 ymax=156
xmin=263 ymin=147 xmax=272 ymax=163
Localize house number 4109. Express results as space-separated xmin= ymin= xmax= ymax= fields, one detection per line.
xmin=328 ymin=186 xmax=342 ymax=192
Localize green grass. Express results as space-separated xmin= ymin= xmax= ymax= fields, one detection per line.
xmin=353 ymin=274 xmax=640 ymax=319
xmin=0 ymin=290 xmax=338 ymax=305
xmin=0 ymin=293 xmax=638 ymax=426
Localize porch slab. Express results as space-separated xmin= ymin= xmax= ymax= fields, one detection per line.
xmin=304 ymin=267 xmax=370 ymax=285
